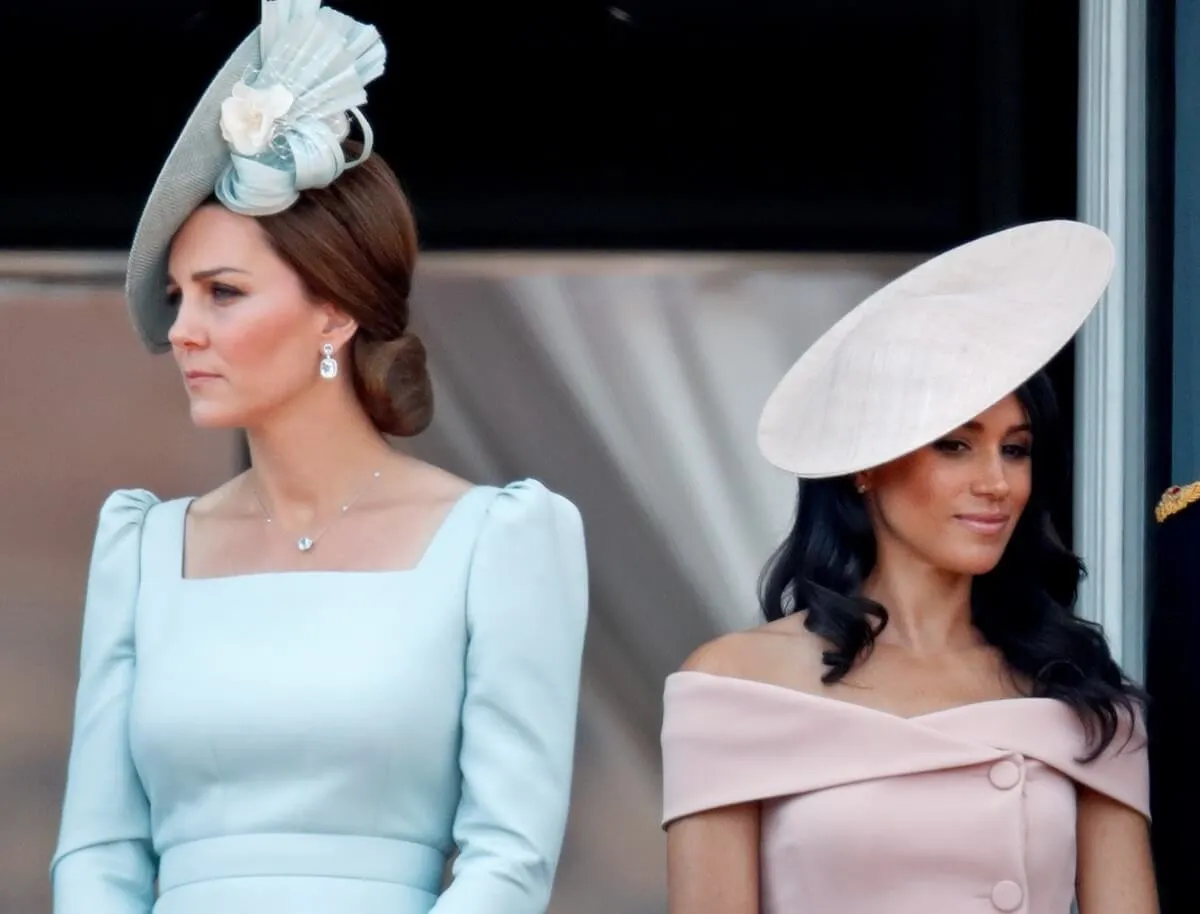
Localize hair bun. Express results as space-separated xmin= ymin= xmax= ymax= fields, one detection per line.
xmin=351 ymin=330 xmax=433 ymax=437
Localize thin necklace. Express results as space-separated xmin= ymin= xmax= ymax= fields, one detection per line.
xmin=251 ymin=469 xmax=383 ymax=553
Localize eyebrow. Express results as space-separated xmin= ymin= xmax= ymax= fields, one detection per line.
xmin=960 ymin=420 xmax=1032 ymax=434
xmin=165 ymin=266 xmax=249 ymax=284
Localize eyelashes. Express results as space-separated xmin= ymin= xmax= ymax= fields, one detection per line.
xmin=210 ymin=283 xmax=244 ymax=301
xmin=932 ymin=438 xmax=967 ymax=453
xmin=164 ymin=283 xmax=245 ymax=308
xmin=932 ymin=438 xmax=1032 ymax=459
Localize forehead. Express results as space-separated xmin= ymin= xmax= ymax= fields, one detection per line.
xmin=167 ymin=205 xmax=270 ymax=276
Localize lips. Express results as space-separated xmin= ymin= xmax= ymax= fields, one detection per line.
xmin=955 ymin=513 xmax=1009 ymax=534
xmin=182 ymin=370 xmax=222 ymax=387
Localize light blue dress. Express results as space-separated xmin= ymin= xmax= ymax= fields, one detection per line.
xmin=51 ymin=480 xmax=589 ymax=914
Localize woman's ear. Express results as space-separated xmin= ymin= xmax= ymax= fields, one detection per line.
xmin=854 ymin=473 xmax=872 ymax=495
xmin=315 ymin=301 xmax=359 ymax=352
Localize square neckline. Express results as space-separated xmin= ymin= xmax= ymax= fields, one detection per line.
xmin=175 ymin=485 xmax=485 ymax=583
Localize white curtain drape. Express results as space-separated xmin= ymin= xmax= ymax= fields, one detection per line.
xmin=406 ymin=252 xmax=916 ymax=912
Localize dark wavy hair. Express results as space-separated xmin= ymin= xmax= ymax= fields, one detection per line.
xmin=758 ymin=370 xmax=1144 ymax=761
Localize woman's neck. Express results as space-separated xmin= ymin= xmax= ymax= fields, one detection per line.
xmin=243 ymin=383 xmax=396 ymax=527
xmin=861 ymin=552 xmax=979 ymax=655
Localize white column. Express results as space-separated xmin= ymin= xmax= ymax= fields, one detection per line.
xmin=1074 ymin=0 xmax=1148 ymax=681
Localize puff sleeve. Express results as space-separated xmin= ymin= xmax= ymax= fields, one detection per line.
xmin=433 ymin=480 xmax=589 ymax=914
xmin=50 ymin=489 xmax=160 ymax=914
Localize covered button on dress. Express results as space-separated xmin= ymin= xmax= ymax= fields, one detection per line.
xmin=661 ymin=671 xmax=1149 ymax=914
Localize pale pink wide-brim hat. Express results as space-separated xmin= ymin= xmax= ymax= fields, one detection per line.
xmin=757 ymin=220 xmax=1115 ymax=479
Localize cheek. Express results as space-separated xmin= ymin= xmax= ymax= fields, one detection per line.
xmin=213 ymin=300 xmax=313 ymax=375
xmin=878 ymin=459 xmax=964 ymax=518
xmin=878 ymin=491 xmax=943 ymax=543
xmin=872 ymin=459 xmax=973 ymax=549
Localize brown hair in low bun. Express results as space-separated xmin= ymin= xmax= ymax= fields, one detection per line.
xmin=352 ymin=332 xmax=431 ymax=437
xmin=252 ymin=142 xmax=433 ymax=437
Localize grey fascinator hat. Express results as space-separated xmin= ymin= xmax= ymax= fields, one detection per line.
xmin=125 ymin=0 xmax=387 ymax=353
xmin=757 ymin=220 xmax=1116 ymax=479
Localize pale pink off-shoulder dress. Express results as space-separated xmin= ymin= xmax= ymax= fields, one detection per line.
xmin=661 ymin=671 xmax=1149 ymax=914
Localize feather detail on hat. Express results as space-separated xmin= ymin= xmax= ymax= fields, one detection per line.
xmin=215 ymin=0 xmax=387 ymax=215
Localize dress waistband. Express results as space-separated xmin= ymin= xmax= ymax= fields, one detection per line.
xmin=157 ymin=834 xmax=447 ymax=895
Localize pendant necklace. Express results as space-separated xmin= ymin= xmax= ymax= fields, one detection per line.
xmin=251 ymin=469 xmax=383 ymax=553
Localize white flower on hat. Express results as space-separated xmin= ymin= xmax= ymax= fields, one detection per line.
xmin=219 ymin=80 xmax=295 ymax=157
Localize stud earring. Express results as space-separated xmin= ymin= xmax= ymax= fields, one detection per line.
xmin=319 ymin=343 xmax=338 ymax=380
xmin=856 ymin=483 xmax=869 ymax=495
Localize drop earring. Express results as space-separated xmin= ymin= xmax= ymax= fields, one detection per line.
xmin=319 ymin=343 xmax=338 ymax=380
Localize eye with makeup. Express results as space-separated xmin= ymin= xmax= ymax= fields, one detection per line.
xmin=931 ymin=437 xmax=968 ymax=454
xmin=209 ymin=281 xmax=245 ymax=302
xmin=163 ymin=281 xmax=244 ymax=308
xmin=1002 ymin=440 xmax=1033 ymax=459
xmin=930 ymin=436 xmax=1032 ymax=459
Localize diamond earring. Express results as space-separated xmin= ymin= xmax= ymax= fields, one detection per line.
xmin=319 ymin=343 xmax=338 ymax=380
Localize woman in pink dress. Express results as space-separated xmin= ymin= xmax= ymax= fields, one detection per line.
xmin=662 ymin=221 xmax=1157 ymax=914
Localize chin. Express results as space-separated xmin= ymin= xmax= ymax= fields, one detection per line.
xmin=942 ymin=548 xmax=1007 ymax=577
xmin=187 ymin=401 xmax=249 ymax=429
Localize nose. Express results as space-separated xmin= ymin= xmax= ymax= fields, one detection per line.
xmin=166 ymin=292 xmax=206 ymax=351
xmin=971 ymin=453 xmax=1011 ymax=500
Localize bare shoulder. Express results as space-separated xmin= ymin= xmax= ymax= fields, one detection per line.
xmin=679 ymin=631 xmax=768 ymax=678
xmin=679 ymin=614 xmax=830 ymax=692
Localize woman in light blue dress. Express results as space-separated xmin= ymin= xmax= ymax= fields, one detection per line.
xmin=50 ymin=3 xmax=589 ymax=913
